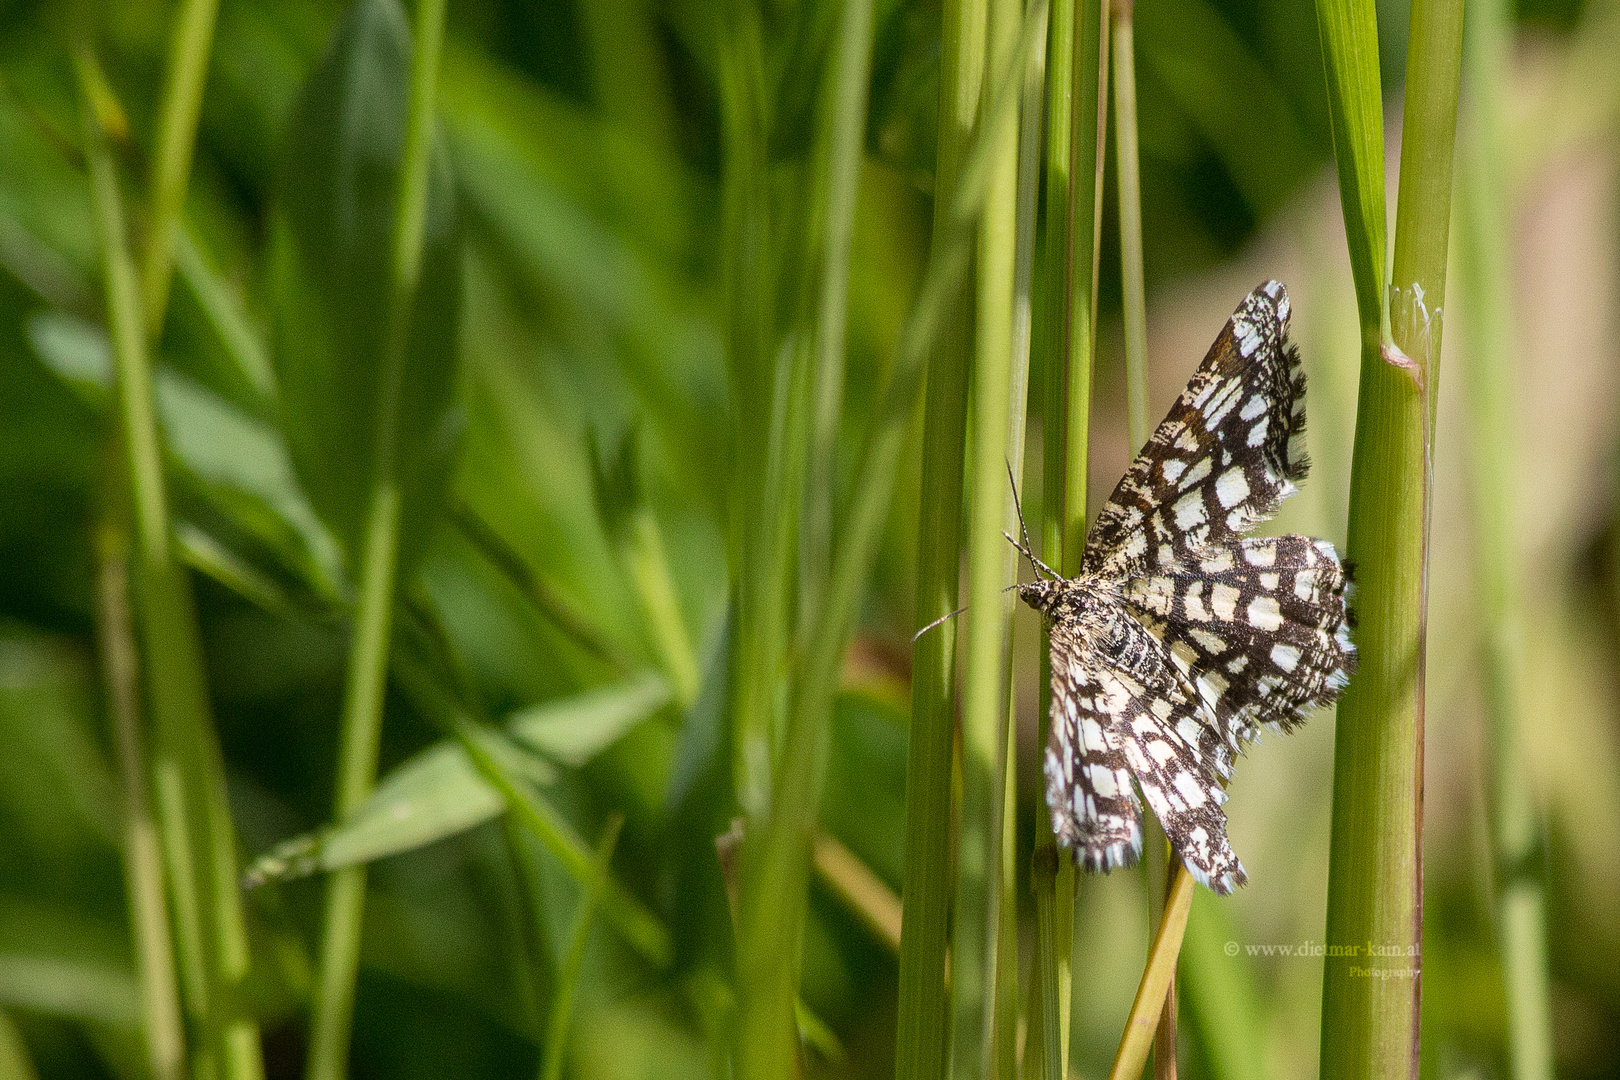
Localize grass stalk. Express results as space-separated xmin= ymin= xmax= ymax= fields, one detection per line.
xmin=1032 ymin=0 xmax=1106 ymax=1072
xmin=1111 ymin=0 xmax=1149 ymax=450
xmin=894 ymin=0 xmax=987 ymax=1072
xmin=1111 ymin=4 xmax=1179 ymax=1074
xmin=729 ymin=8 xmax=1047 ymax=1076
xmin=94 ymin=521 xmax=186 ymax=1080
xmin=813 ymin=833 xmax=902 ymax=951
xmin=1106 ymin=865 xmax=1194 ymax=1080
xmin=305 ymin=3 xmax=447 ymax=1076
xmin=990 ymin=13 xmax=1050 ymax=1077
xmin=138 ymin=0 xmax=219 ymax=336
xmin=949 ymin=0 xmax=1029 ymax=1071
xmin=802 ymin=0 xmax=876 ymax=621
xmin=540 ymin=816 xmax=623 ymax=1080
xmin=1318 ymin=0 xmax=1463 ymax=1074
xmin=1457 ymin=1 xmax=1556 ymax=1076
xmin=75 ymin=42 xmax=263 ymax=1080
xmin=717 ymin=0 xmax=781 ymax=822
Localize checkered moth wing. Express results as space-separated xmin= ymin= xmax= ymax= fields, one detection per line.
xmin=1084 ymin=280 xmax=1308 ymax=580
xmin=1043 ymin=596 xmax=1248 ymax=892
xmin=1123 ymin=535 xmax=1355 ymax=758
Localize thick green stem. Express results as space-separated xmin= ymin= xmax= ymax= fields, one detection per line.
xmin=1318 ymin=0 xmax=1462 ymax=1076
xmin=139 ymin=0 xmax=219 ymax=336
xmin=306 ymin=3 xmax=447 ymax=1077
xmin=895 ymin=0 xmax=986 ymax=1073
xmin=1458 ymin=1 xmax=1555 ymax=1077
xmin=76 ymin=43 xmax=262 ymax=1080
xmin=950 ymin=0 xmax=1028 ymax=1074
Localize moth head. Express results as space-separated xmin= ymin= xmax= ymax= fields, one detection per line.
xmin=1016 ymin=579 xmax=1059 ymax=614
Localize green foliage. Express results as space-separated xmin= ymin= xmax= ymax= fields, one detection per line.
xmin=270 ymin=0 xmax=463 ymax=572
xmin=0 ymin=1 xmax=1612 ymax=1079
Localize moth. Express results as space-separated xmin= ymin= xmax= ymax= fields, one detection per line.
xmin=1012 ymin=281 xmax=1354 ymax=893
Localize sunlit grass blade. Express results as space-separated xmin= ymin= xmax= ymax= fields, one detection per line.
xmin=894 ymin=0 xmax=986 ymax=1074
xmin=950 ymin=0 xmax=1030 ymax=1072
xmin=1107 ymin=865 xmax=1194 ymax=1080
xmin=1318 ymin=0 xmax=1464 ymax=1075
xmin=1032 ymin=0 xmax=1106 ymax=1072
xmin=1457 ymin=1 xmax=1556 ymax=1075
xmin=813 ymin=833 xmax=902 ymax=952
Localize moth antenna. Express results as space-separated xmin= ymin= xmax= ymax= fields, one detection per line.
xmin=1005 ymin=461 xmax=1048 ymax=580
xmin=912 ymin=605 xmax=967 ymax=642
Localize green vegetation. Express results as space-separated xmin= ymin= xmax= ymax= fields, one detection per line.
xmin=0 ymin=1 xmax=1613 ymax=1078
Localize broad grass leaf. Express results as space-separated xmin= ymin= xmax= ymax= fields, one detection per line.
xmin=245 ymin=673 xmax=670 ymax=883
xmin=270 ymin=0 xmax=463 ymax=571
xmin=27 ymin=311 xmax=345 ymax=602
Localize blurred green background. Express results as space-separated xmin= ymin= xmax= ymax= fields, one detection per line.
xmin=0 ymin=0 xmax=1617 ymax=1077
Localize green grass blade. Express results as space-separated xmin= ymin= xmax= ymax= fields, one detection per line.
xmin=1313 ymin=0 xmax=1388 ymax=340
xmin=802 ymin=0 xmax=877 ymax=624
xmin=1032 ymin=0 xmax=1105 ymax=1072
xmin=895 ymin=0 xmax=987 ymax=1072
xmin=0 ymin=1009 xmax=39 ymax=1080
xmin=1318 ymin=0 xmax=1463 ymax=1076
xmin=138 ymin=0 xmax=219 ymax=337
xmin=950 ymin=0 xmax=1030 ymax=1074
xmin=74 ymin=42 xmax=263 ymax=1080
xmin=1112 ymin=1 xmax=1149 ymax=451
xmin=728 ymin=8 xmax=1048 ymax=1077
xmin=1178 ymin=888 xmax=1268 ymax=1080
xmin=93 ymin=524 xmax=186 ymax=1080
xmin=540 ymin=816 xmax=623 ymax=1080
xmin=589 ymin=428 xmax=700 ymax=705
xmin=392 ymin=658 xmax=674 ymax=968
xmin=243 ymin=674 xmax=668 ymax=885
xmin=1457 ymin=1 xmax=1556 ymax=1076
xmin=173 ymin=227 xmax=275 ymax=403
xmin=992 ymin=11 xmax=1050 ymax=1076
xmin=303 ymin=3 xmax=450 ymax=1077
xmin=717 ymin=0 xmax=781 ymax=823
